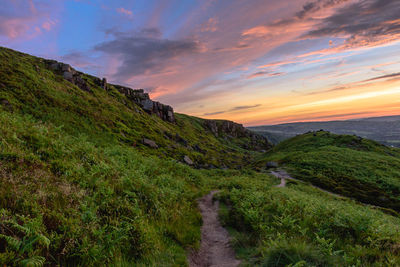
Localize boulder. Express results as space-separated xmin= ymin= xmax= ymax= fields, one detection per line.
xmin=142 ymin=138 xmax=158 ymax=148
xmin=183 ymin=155 xmax=194 ymax=165
xmin=63 ymin=71 xmax=74 ymax=81
xmin=266 ymin=161 xmax=278 ymax=168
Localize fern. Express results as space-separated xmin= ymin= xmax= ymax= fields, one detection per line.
xmin=20 ymin=256 xmax=46 ymax=267
xmin=0 ymin=234 xmax=21 ymax=250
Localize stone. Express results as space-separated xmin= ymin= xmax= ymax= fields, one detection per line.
xmin=141 ymin=99 xmax=154 ymax=112
xmin=63 ymin=71 xmax=74 ymax=81
xmin=101 ymin=78 xmax=107 ymax=90
xmin=50 ymin=62 xmax=59 ymax=70
xmin=183 ymin=155 xmax=193 ymax=165
xmin=61 ymin=63 xmax=72 ymax=72
xmin=142 ymin=138 xmax=158 ymax=148
xmin=266 ymin=161 xmax=278 ymax=168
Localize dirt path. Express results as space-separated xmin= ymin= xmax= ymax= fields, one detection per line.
xmin=189 ymin=191 xmax=241 ymax=267
xmin=271 ymin=169 xmax=342 ymax=198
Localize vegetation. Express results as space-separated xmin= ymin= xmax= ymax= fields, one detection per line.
xmin=256 ymin=131 xmax=400 ymax=213
xmin=0 ymin=46 xmax=263 ymax=169
xmin=249 ymin=116 xmax=400 ymax=147
xmin=216 ymin=174 xmax=400 ymax=266
xmin=1 ymin=46 xmax=400 ymax=266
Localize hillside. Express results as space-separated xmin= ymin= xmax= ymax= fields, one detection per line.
xmin=249 ymin=116 xmax=400 ymax=147
xmin=0 ymin=47 xmax=271 ymax=170
xmin=255 ymin=131 xmax=400 ymax=212
xmin=2 ymin=46 xmax=400 ymax=266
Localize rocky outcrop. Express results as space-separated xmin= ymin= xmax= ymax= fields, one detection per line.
xmin=203 ymin=119 xmax=272 ymax=151
xmin=111 ymin=85 xmax=175 ymax=123
xmin=47 ymin=61 xmax=91 ymax=92
xmin=46 ymin=60 xmax=175 ymax=123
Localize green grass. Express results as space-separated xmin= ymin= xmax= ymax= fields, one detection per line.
xmin=216 ymin=174 xmax=400 ymax=266
xmin=0 ymin=111 xmax=208 ymax=265
xmin=256 ymin=131 xmax=400 ymax=212
xmin=0 ymin=46 xmax=265 ymax=169
xmin=2 ymin=46 xmax=400 ymax=266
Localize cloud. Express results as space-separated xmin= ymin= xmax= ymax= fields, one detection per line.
xmin=243 ymin=0 xmax=400 ymax=53
xmin=203 ymin=104 xmax=261 ymax=116
xmin=94 ymin=29 xmax=202 ymax=80
xmin=116 ymin=7 xmax=133 ymax=17
xmin=201 ymin=17 xmax=218 ymax=32
xmin=42 ymin=20 xmax=57 ymax=31
xmin=0 ymin=0 xmax=56 ymax=39
xmin=60 ymin=51 xmax=100 ymax=70
xmin=303 ymin=0 xmax=400 ymax=49
xmin=203 ymin=111 xmax=226 ymax=116
xmin=231 ymin=104 xmax=261 ymax=111
xmin=247 ymin=71 xmax=285 ymax=79
xmin=363 ymin=72 xmax=400 ymax=82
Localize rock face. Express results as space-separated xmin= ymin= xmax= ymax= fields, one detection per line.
xmin=47 ymin=61 xmax=91 ymax=92
xmin=112 ymin=85 xmax=175 ymax=123
xmin=46 ymin=60 xmax=175 ymax=123
xmin=203 ymin=119 xmax=272 ymax=151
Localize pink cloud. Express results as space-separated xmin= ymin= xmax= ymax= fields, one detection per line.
xmin=201 ymin=17 xmax=218 ymax=32
xmin=116 ymin=7 xmax=133 ymax=17
xmin=42 ymin=20 xmax=57 ymax=31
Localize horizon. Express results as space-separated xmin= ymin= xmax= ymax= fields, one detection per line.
xmin=1 ymin=0 xmax=400 ymax=126
xmin=247 ymin=113 xmax=400 ymax=127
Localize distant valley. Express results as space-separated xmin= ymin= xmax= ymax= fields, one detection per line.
xmin=249 ymin=115 xmax=400 ymax=147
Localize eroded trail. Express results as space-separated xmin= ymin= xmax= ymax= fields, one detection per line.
xmin=189 ymin=191 xmax=240 ymax=267
xmin=271 ymin=169 xmax=343 ymax=198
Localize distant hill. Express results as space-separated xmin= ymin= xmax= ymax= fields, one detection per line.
xmin=249 ymin=115 xmax=400 ymax=147
xmin=254 ymin=131 xmax=400 ymax=213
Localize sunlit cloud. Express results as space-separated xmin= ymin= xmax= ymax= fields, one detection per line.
xmin=116 ymin=7 xmax=133 ymax=17
xmin=1 ymin=0 xmax=400 ymax=125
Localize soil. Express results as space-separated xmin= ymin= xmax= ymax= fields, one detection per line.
xmin=189 ymin=191 xmax=241 ymax=267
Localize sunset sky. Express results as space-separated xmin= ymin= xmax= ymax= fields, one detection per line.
xmin=1 ymin=0 xmax=400 ymax=126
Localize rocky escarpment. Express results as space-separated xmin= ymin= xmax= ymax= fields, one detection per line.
xmin=203 ymin=119 xmax=272 ymax=151
xmin=111 ymin=84 xmax=175 ymax=123
xmin=46 ymin=60 xmax=175 ymax=123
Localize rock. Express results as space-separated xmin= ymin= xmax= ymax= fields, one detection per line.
xmin=63 ymin=71 xmax=74 ymax=81
xmin=266 ymin=161 xmax=278 ymax=168
xmin=101 ymin=78 xmax=107 ymax=90
xmin=142 ymin=138 xmax=158 ymax=148
xmin=203 ymin=119 xmax=272 ymax=151
xmin=46 ymin=59 xmax=175 ymax=123
xmin=61 ymin=64 xmax=72 ymax=72
xmin=183 ymin=155 xmax=193 ymax=165
xmin=141 ymin=99 xmax=154 ymax=112
xmin=50 ymin=62 xmax=59 ymax=70
xmin=112 ymin=84 xmax=175 ymax=123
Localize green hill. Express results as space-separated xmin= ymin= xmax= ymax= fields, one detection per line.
xmin=256 ymin=131 xmax=400 ymax=212
xmin=1 ymin=46 xmax=400 ymax=266
xmin=249 ymin=115 xmax=400 ymax=147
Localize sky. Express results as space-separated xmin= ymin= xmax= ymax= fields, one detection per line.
xmin=1 ymin=0 xmax=400 ymax=126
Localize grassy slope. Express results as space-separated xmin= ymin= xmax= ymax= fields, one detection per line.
xmin=0 ymin=47 xmax=264 ymax=265
xmin=216 ymin=174 xmax=400 ymax=266
xmin=256 ymin=131 xmax=400 ymax=212
xmin=0 ymin=46 xmax=262 ymax=169
xmin=2 ymin=46 xmax=400 ymax=266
